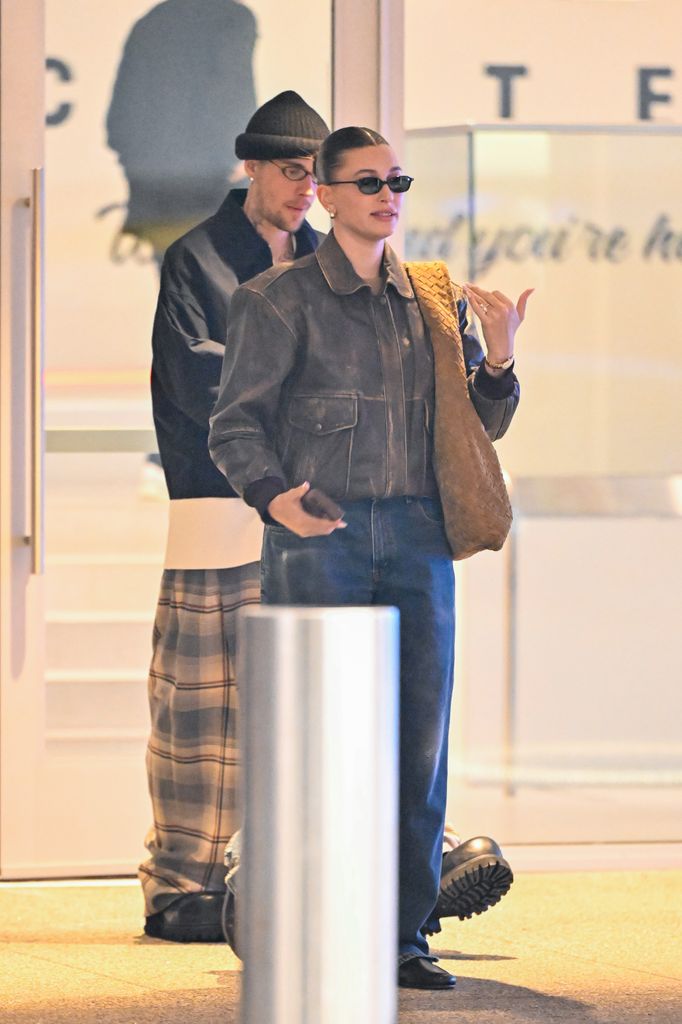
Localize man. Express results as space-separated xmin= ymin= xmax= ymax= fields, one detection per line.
xmin=142 ymin=91 xmax=329 ymax=942
xmin=142 ymin=90 xmax=512 ymax=945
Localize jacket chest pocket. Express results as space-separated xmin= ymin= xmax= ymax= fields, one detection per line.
xmin=284 ymin=394 xmax=358 ymax=498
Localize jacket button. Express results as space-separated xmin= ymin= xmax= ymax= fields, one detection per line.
xmin=314 ymin=423 xmax=323 ymax=432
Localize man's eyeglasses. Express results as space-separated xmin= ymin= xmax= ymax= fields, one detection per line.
xmin=325 ymin=175 xmax=414 ymax=195
xmin=267 ymin=160 xmax=317 ymax=183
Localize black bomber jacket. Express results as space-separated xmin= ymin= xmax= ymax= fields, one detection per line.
xmin=151 ymin=189 xmax=320 ymax=499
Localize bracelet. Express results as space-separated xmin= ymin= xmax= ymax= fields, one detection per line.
xmin=484 ymin=354 xmax=514 ymax=371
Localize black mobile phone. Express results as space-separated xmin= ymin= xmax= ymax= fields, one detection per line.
xmin=301 ymin=488 xmax=345 ymax=521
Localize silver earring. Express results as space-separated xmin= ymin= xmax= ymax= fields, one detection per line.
xmin=329 ymin=209 xmax=336 ymax=219
xmin=249 ymin=177 xmax=254 ymax=183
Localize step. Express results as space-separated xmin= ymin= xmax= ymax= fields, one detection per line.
xmin=46 ymin=668 xmax=150 ymax=737
xmin=45 ymin=452 xmax=168 ymax=559
xmin=45 ymin=498 xmax=167 ymax=559
xmin=46 ymin=559 xmax=162 ymax=615
xmin=46 ymin=616 xmax=153 ymax=674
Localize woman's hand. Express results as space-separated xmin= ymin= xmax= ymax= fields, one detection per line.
xmin=463 ymin=283 xmax=534 ymax=367
xmin=268 ymin=481 xmax=347 ymax=537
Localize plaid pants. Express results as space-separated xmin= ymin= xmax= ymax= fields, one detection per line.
xmin=139 ymin=564 xmax=260 ymax=915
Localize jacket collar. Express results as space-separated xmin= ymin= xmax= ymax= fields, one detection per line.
xmin=209 ymin=189 xmax=320 ymax=284
xmin=315 ymin=231 xmax=414 ymax=299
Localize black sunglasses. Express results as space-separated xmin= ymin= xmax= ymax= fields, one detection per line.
xmin=326 ymin=174 xmax=414 ymax=195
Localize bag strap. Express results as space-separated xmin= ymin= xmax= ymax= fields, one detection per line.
xmin=404 ymin=259 xmax=469 ymax=388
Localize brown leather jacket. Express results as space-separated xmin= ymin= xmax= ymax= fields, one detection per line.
xmin=208 ymin=232 xmax=519 ymax=512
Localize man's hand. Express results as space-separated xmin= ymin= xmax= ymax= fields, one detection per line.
xmin=267 ymin=481 xmax=347 ymax=537
xmin=463 ymin=283 xmax=534 ymax=367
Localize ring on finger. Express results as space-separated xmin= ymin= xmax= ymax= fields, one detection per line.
xmin=480 ymin=302 xmax=489 ymax=314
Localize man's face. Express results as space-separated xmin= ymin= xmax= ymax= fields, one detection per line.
xmin=245 ymin=157 xmax=317 ymax=233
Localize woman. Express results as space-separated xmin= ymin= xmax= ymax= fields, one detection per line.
xmin=208 ymin=127 xmax=531 ymax=989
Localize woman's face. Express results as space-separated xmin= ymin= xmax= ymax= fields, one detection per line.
xmin=318 ymin=144 xmax=406 ymax=244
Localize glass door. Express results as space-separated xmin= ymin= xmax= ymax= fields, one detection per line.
xmin=0 ymin=0 xmax=46 ymax=880
xmin=404 ymin=125 xmax=682 ymax=852
xmin=1 ymin=0 xmax=332 ymax=878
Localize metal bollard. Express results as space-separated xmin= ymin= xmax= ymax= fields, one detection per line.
xmin=239 ymin=606 xmax=399 ymax=1024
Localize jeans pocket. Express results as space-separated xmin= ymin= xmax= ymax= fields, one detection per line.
xmin=414 ymin=497 xmax=445 ymax=525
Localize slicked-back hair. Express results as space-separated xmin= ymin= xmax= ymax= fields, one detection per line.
xmin=315 ymin=126 xmax=389 ymax=184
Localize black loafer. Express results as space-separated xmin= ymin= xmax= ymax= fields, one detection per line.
xmin=435 ymin=836 xmax=513 ymax=926
xmin=398 ymin=956 xmax=456 ymax=990
xmin=144 ymin=892 xmax=225 ymax=942
xmin=221 ymin=888 xmax=240 ymax=956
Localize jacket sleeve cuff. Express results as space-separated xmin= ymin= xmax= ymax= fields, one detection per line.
xmin=473 ymin=361 xmax=517 ymax=400
xmin=243 ymin=476 xmax=287 ymax=523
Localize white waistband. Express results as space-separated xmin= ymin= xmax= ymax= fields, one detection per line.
xmin=164 ymin=498 xmax=263 ymax=569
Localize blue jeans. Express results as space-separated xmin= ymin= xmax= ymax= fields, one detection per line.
xmin=261 ymin=496 xmax=455 ymax=958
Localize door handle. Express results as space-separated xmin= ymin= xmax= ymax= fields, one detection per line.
xmin=27 ymin=166 xmax=45 ymax=575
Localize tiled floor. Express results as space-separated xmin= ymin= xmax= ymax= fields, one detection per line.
xmin=2 ymin=866 xmax=681 ymax=1023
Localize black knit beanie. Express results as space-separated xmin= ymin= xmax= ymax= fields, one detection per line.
xmin=235 ymin=90 xmax=330 ymax=160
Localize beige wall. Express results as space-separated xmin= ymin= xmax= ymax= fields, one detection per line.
xmin=406 ymin=0 xmax=682 ymax=128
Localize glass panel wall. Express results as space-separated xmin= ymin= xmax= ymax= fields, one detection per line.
xmin=41 ymin=0 xmax=332 ymax=872
xmin=405 ymin=127 xmax=682 ymax=848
